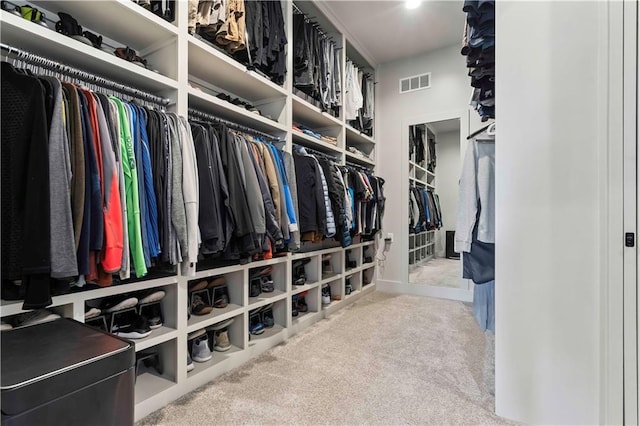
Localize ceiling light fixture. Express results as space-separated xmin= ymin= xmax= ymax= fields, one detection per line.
xmin=405 ymin=0 xmax=421 ymax=10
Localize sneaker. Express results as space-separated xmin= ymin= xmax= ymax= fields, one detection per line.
xmin=84 ymin=307 xmax=101 ymax=320
xmin=249 ymin=277 xmax=262 ymax=298
xmin=321 ymin=286 xmax=331 ymax=306
xmin=297 ymin=296 xmax=308 ymax=313
xmin=102 ymin=296 xmax=139 ymax=313
xmin=13 ymin=310 xmax=61 ymax=328
xmin=292 ymin=296 xmax=299 ymax=317
xmin=261 ymin=276 xmax=275 ymax=293
xmin=249 ymin=313 xmax=265 ymax=335
xmin=187 ymin=350 xmax=194 ymax=372
xmin=250 ymin=266 xmax=273 ymax=280
xmin=261 ymin=305 xmax=274 ymax=328
xmin=113 ymin=314 xmax=151 ymax=339
xmin=141 ymin=304 xmax=163 ymax=329
xmin=1 ymin=321 xmax=13 ymax=331
xmin=191 ymin=294 xmax=213 ymax=316
xmin=191 ymin=337 xmax=212 ymax=362
xmin=213 ymin=292 xmax=229 ymax=309
xmin=213 ymin=329 xmax=231 ymax=352
xmin=138 ymin=290 xmax=165 ymax=304
xmin=188 ymin=328 xmax=206 ymax=341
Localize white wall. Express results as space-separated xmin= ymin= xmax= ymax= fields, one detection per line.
xmin=434 ymin=129 xmax=460 ymax=258
xmin=495 ymin=1 xmax=612 ymax=424
xmin=376 ymin=43 xmax=470 ymax=287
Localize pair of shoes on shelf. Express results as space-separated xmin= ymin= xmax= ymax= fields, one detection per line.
xmin=188 ymin=329 xmax=212 ymax=363
xmin=292 ymin=258 xmax=311 ymax=286
xmin=249 ymin=304 xmax=274 ymax=335
xmin=206 ymin=318 xmax=234 ymax=352
xmin=249 ymin=266 xmax=275 ymax=297
xmin=291 ymin=293 xmax=308 ymax=317
xmin=2 ymin=2 xmax=48 ymax=28
xmin=100 ymin=291 xmax=166 ymax=339
xmin=216 ymin=93 xmax=261 ymax=114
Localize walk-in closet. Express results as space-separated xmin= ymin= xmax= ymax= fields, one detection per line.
xmin=1 ymin=1 xmax=638 ymax=425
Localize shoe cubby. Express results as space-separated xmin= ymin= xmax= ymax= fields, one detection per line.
xmin=135 ymin=338 xmax=177 ymax=405
xmin=362 ymin=245 xmax=375 ymax=268
xmin=84 ymin=283 xmax=178 ymax=353
xmin=247 ymin=263 xmax=287 ymax=308
xmin=187 ymin=312 xmax=244 ymax=378
xmin=321 ymin=278 xmax=343 ymax=310
xmin=345 ymin=247 xmax=362 ymax=272
xmin=362 ymin=266 xmax=375 ymax=288
xmin=321 ymin=250 xmax=344 ymax=281
xmin=248 ymin=298 xmax=286 ymax=346
xmin=187 ymin=271 xmax=244 ymax=334
xmin=292 ymin=253 xmax=320 ymax=292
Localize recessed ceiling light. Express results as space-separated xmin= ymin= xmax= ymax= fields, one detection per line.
xmin=406 ymin=0 xmax=421 ymax=9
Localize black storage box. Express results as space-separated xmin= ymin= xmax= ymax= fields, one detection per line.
xmin=446 ymin=230 xmax=461 ymax=259
xmin=1 ymin=318 xmax=135 ymax=426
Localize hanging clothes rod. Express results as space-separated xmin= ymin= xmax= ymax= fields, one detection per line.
xmin=0 ymin=43 xmax=171 ymax=106
xmin=345 ymin=161 xmax=374 ymax=173
xmin=292 ymin=3 xmax=334 ymax=41
xmin=188 ymin=108 xmax=281 ymax=141
xmin=293 ymin=144 xmax=340 ymax=162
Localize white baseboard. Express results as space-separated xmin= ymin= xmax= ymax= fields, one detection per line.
xmin=376 ymin=280 xmax=473 ymax=303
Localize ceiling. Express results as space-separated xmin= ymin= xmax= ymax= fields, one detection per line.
xmin=319 ymin=1 xmax=465 ymax=66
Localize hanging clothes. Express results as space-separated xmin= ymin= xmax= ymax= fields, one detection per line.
xmin=293 ymin=12 xmax=342 ymax=114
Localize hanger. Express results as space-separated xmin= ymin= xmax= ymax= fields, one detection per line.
xmin=467 ymin=122 xmax=494 ymax=140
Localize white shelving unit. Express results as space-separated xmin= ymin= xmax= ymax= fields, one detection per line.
xmin=0 ymin=1 xmax=380 ymax=422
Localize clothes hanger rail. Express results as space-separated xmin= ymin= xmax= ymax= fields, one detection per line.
xmin=188 ymin=107 xmax=281 ymax=142
xmin=0 ymin=42 xmax=170 ymax=107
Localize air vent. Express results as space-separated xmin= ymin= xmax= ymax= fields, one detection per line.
xmin=399 ymin=72 xmax=431 ymax=94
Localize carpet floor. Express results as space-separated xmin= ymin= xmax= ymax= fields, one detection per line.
xmin=409 ymin=257 xmax=463 ymax=287
xmin=138 ymin=292 xmax=508 ymax=425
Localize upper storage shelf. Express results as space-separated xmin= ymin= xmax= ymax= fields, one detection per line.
xmin=31 ymin=0 xmax=178 ymax=51
xmin=0 ymin=10 xmax=178 ymax=93
xmin=188 ymin=36 xmax=287 ymax=103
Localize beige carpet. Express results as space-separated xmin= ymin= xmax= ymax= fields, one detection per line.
xmin=138 ymin=292 xmax=508 ymax=425
xmin=409 ymin=257 xmax=463 ymax=287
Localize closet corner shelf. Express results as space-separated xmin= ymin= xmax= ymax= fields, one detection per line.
xmin=292 ymin=131 xmax=343 ymax=155
xmin=345 ymin=151 xmax=375 ymax=167
xmin=134 ymin=327 xmax=178 ymax=353
xmin=345 ymin=126 xmax=375 ymax=146
xmin=189 ymin=88 xmax=288 ymax=135
xmin=0 ymin=10 xmax=179 ymax=92
xmin=291 ymin=95 xmax=343 ymax=129
xmin=188 ymin=36 xmax=287 ymax=102
xmin=186 ymin=304 xmax=244 ymax=334
xmin=31 ymin=0 xmax=178 ymax=48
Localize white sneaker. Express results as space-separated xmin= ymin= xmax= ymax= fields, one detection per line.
xmin=84 ymin=307 xmax=101 ymax=320
xmin=192 ymin=337 xmax=212 ymax=363
xmin=138 ymin=290 xmax=166 ymax=304
xmin=1 ymin=321 xmax=13 ymax=331
xmin=187 ymin=351 xmax=195 ymax=372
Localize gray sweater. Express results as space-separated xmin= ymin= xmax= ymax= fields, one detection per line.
xmin=455 ymin=136 xmax=495 ymax=253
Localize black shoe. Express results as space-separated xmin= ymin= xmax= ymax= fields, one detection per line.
xmin=113 ymin=314 xmax=151 ymax=339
